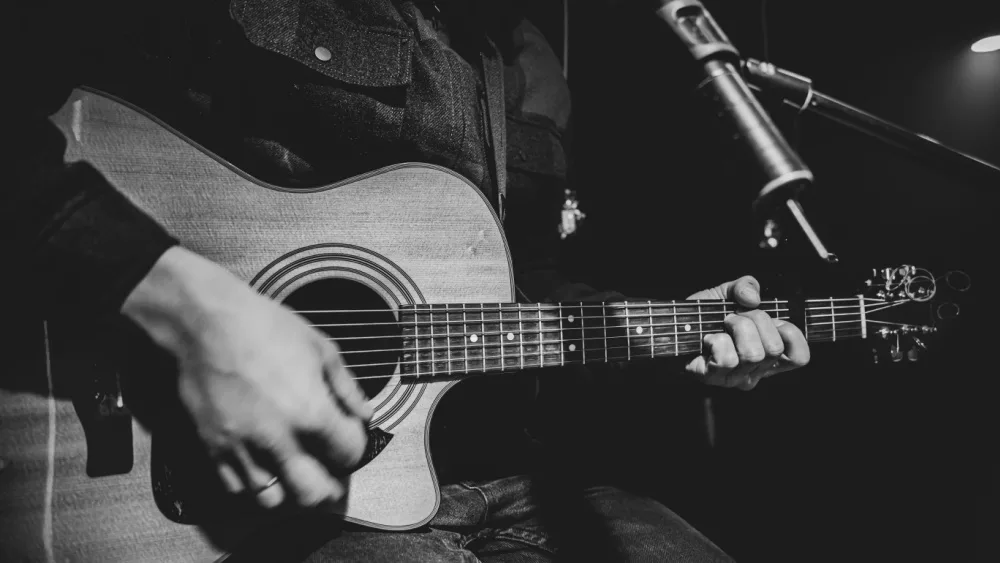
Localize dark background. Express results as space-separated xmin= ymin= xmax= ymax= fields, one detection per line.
xmin=529 ymin=1 xmax=998 ymax=561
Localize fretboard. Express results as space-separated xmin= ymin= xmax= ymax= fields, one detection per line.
xmin=398 ymin=297 xmax=871 ymax=378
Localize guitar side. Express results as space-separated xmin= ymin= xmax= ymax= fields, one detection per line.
xmin=0 ymin=88 xmax=514 ymax=562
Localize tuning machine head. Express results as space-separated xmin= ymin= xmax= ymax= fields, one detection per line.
xmin=871 ymin=327 xmax=933 ymax=364
xmin=863 ymin=264 xmax=937 ymax=302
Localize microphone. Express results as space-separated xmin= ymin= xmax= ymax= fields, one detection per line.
xmin=651 ymin=0 xmax=836 ymax=263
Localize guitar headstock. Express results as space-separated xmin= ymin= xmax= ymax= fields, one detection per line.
xmin=862 ymin=265 xmax=970 ymax=363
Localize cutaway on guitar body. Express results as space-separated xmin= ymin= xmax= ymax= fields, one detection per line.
xmin=0 ymin=87 xmax=515 ymax=562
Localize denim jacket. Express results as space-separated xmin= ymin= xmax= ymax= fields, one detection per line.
xmin=5 ymin=0 xmax=622 ymax=482
xmin=6 ymin=0 xmax=611 ymax=316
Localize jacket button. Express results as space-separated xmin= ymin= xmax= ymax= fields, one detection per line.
xmin=314 ymin=46 xmax=332 ymax=61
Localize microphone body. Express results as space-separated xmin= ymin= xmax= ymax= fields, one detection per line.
xmin=652 ymin=0 xmax=812 ymax=212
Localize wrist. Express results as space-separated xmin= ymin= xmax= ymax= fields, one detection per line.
xmin=121 ymin=246 xmax=242 ymax=351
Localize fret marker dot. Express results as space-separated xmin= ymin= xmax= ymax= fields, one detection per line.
xmin=470 ymin=334 xmax=478 ymax=343
xmin=636 ymin=326 xmax=644 ymax=334
xmin=567 ymin=315 xmax=575 ymax=323
xmin=568 ymin=344 xmax=577 ymax=352
xmin=507 ymin=333 xmax=515 ymax=340
xmin=684 ymin=324 xmax=692 ymax=332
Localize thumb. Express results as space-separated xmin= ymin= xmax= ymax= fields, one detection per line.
xmin=686 ymin=275 xmax=760 ymax=303
xmin=729 ymin=275 xmax=761 ymax=308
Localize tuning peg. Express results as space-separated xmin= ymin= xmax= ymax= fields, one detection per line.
xmin=872 ymin=347 xmax=883 ymax=364
xmin=906 ymin=346 xmax=920 ymax=362
xmin=890 ymin=333 xmax=903 ymax=362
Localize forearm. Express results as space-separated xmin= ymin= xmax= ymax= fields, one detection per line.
xmin=7 ymin=105 xmax=178 ymax=321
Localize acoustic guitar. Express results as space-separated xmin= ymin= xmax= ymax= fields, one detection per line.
xmin=0 ymin=89 xmax=969 ymax=562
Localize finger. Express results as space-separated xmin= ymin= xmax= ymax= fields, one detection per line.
xmin=217 ymin=461 xmax=244 ymax=494
xmin=739 ymin=310 xmax=785 ymax=358
xmin=300 ymin=397 xmax=369 ymax=472
xmin=232 ymin=444 xmax=286 ymax=509
xmin=724 ymin=314 xmax=766 ymax=364
xmin=686 ymin=333 xmax=740 ymax=386
xmin=727 ymin=276 xmax=761 ymax=309
xmin=320 ymin=341 xmax=374 ymax=422
xmin=277 ymin=453 xmax=346 ymax=508
xmin=773 ymin=319 xmax=811 ymax=370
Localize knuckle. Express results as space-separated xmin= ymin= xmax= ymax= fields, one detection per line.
xmin=764 ymin=341 xmax=785 ymax=357
xmin=724 ymin=315 xmax=749 ymax=330
xmin=718 ymin=350 xmax=740 ymax=368
xmin=738 ymin=348 xmax=766 ymax=363
xmin=301 ymin=397 xmax=335 ymax=426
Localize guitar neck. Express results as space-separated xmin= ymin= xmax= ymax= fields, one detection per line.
xmin=398 ymin=297 xmax=872 ymax=377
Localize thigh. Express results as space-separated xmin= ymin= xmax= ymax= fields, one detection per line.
xmin=224 ymin=514 xmax=479 ymax=563
xmin=301 ymin=525 xmax=478 ymax=563
xmin=556 ymin=486 xmax=735 ymax=563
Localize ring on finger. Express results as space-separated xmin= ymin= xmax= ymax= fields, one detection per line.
xmin=252 ymin=475 xmax=280 ymax=496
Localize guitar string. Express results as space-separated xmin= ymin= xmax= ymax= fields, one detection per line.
xmin=299 ymin=303 xmax=882 ymax=344
xmin=324 ymin=319 xmax=868 ymax=373
xmin=318 ymin=311 xmax=868 ymax=344
xmin=342 ymin=328 xmax=868 ymax=379
xmin=288 ymin=297 xmax=877 ymax=315
xmin=306 ymin=304 xmax=875 ymax=330
xmin=333 ymin=322 xmax=864 ymax=356
xmin=331 ymin=319 xmax=864 ymax=357
xmin=327 ymin=315 xmax=864 ymax=352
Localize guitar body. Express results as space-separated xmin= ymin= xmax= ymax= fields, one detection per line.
xmin=0 ymin=89 xmax=514 ymax=562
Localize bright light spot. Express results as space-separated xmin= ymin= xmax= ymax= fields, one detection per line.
xmin=767 ymin=237 xmax=779 ymax=248
xmin=971 ymin=35 xmax=1000 ymax=53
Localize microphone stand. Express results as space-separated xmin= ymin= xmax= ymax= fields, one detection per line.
xmin=742 ymin=58 xmax=1000 ymax=186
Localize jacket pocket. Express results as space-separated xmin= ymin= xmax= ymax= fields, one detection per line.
xmin=230 ymin=0 xmax=413 ymax=88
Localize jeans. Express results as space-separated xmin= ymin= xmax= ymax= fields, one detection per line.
xmin=243 ymin=474 xmax=734 ymax=563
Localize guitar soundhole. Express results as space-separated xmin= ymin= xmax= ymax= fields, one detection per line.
xmin=282 ymin=279 xmax=400 ymax=400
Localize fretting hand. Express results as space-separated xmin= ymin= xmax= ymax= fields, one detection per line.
xmin=684 ymin=275 xmax=810 ymax=390
xmin=122 ymin=246 xmax=372 ymax=509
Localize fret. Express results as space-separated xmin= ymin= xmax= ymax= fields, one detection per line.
xmin=446 ymin=304 xmax=463 ymax=374
xmin=697 ymin=301 xmax=703 ymax=342
xmin=399 ymin=308 xmax=415 ymax=376
xmin=602 ymin=302 xmax=609 ymax=363
xmin=480 ymin=304 xmax=487 ymax=372
xmin=580 ymin=302 xmax=586 ymax=364
xmin=561 ymin=303 xmax=583 ymax=366
xmin=672 ymin=301 xmax=679 ymax=356
xmin=463 ymin=307 xmax=469 ymax=374
xmin=518 ymin=305 xmax=538 ymax=369
xmin=830 ymin=299 xmax=836 ymax=342
xmin=624 ymin=301 xmax=631 ymax=361
xmin=494 ymin=305 xmax=517 ymax=371
xmin=517 ymin=304 xmax=525 ymax=369
xmin=498 ymin=304 xmax=505 ymax=371
xmin=558 ymin=303 xmax=565 ymax=367
xmin=444 ymin=305 xmax=452 ymax=374
xmin=448 ymin=304 xmax=467 ymax=374
xmin=416 ymin=304 xmax=435 ymax=377
xmin=537 ymin=303 xmax=544 ymax=369
xmin=858 ymin=295 xmax=867 ymax=339
xmin=647 ymin=302 xmax=654 ymax=359
xmin=428 ymin=305 xmax=438 ymax=377
xmin=413 ymin=307 xmax=420 ymax=378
